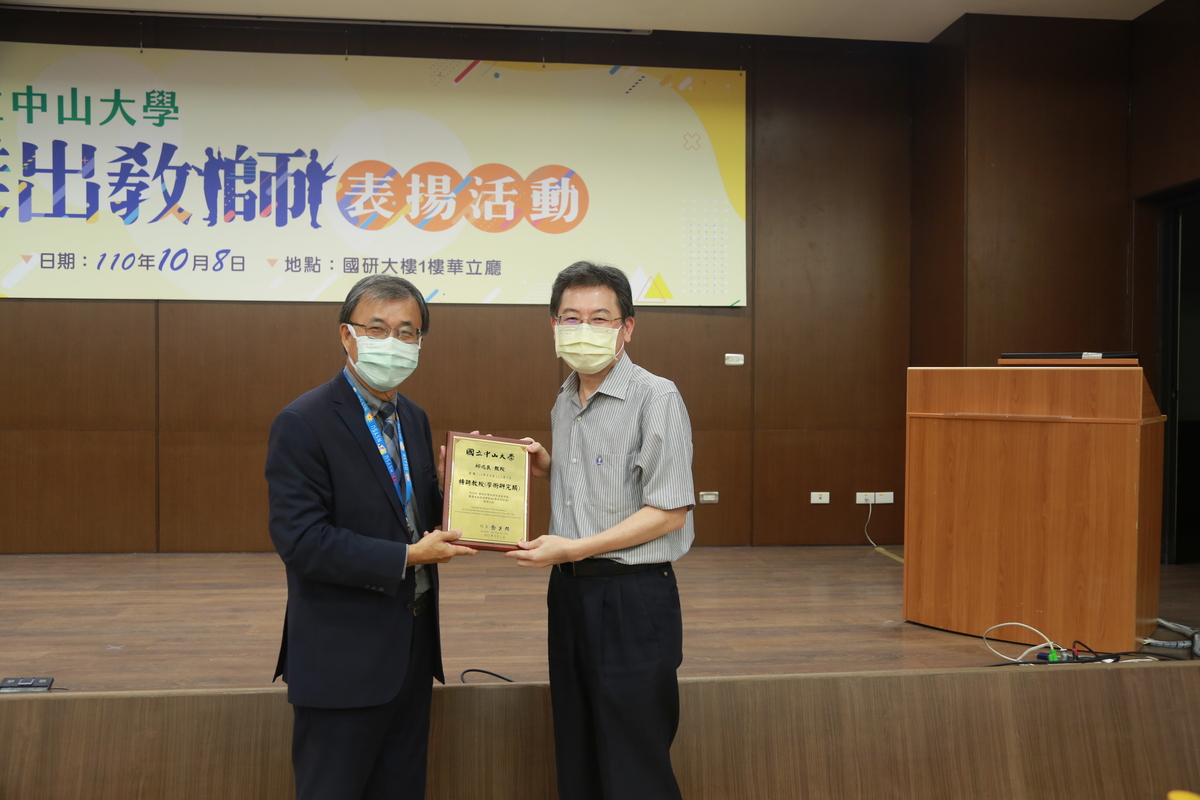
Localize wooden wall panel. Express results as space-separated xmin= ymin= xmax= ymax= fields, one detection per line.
xmin=158 ymin=302 xmax=345 ymax=433
xmin=753 ymin=45 xmax=911 ymax=433
xmin=0 ymin=432 xmax=156 ymax=553
xmin=1130 ymin=0 xmax=1200 ymax=199
xmin=157 ymin=302 xmax=344 ymax=551
xmin=0 ymin=300 xmax=156 ymax=431
xmin=910 ymin=18 xmax=967 ymax=368
xmin=401 ymin=305 xmax=565 ymax=436
xmin=673 ymin=664 xmax=1200 ymax=800
xmin=1130 ymin=201 xmax=1162 ymax=393
xmin=0 ymin=690 xmax=294 ymax=800
xmin=4 ymin=664 xmax=1199 ymax=800
xmin=690 ymin=430 xmax=753 ymax=546
xmin=631 ymin=308 xmax=753 ymax=432
xmin=634 ymin=307 xmax=753 ymax=544
xmin=1129 ymin=0 xmax=1200 ymax=401
xmin=751 ymin=43 xmax=910 ymax=545
xmin=428 ymin=684 xmax=557 ymax=800
xmin=0 ymin=299 xmax=157 ymax=553
xmin=753 ymin=429 xmax=904 ymax=546
xmin=158 ymin=432 xmax=271 ymax=553
xmin=963 ymin=16 xmax=1131 ymax=365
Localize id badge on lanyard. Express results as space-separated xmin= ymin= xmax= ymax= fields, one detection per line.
xmin=344 ymin=369 xmax=414 ymax=506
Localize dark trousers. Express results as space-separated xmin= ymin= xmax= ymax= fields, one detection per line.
xmin=291 ymin=609 xmax=435 ymax=800
xmin=547 ymin=564 xmax=684 ymax=800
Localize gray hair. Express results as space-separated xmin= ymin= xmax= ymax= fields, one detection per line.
xmin=339 ymin=275 xmax=430 ymax=333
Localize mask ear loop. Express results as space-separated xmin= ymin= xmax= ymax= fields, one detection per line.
xmin=614 ymin=320 xmax=628 ymax=361
xmin=343 ymin=322 xmax=364 ymax=367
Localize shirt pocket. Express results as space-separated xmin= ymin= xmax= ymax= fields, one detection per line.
xmin=584 ymin=452 xmax=639 ymax=516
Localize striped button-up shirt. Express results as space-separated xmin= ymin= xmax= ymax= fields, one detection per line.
xmin=549 ymin=355 xmax=695 ymax=564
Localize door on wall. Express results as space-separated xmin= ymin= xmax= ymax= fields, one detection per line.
xmin=1162 ymin=194 xmax=1200 ymax=564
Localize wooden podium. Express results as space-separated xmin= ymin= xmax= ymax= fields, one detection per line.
xmin=902 ymin=364 xmax=1166 ymax=653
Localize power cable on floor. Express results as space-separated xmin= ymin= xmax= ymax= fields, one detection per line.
xmin=982 ymin=622 xmax=1184 ymax=665
xmin=1141 ymin=618 xmax=1199 ymax=658
xmin=863 ymin=499 xmax=903 ymax=563
xmin=460 ymin=669 xmax=514 ymax=683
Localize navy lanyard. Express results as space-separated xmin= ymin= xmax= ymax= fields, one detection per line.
xmin=344 ymin=369 xmax=413 ymax=506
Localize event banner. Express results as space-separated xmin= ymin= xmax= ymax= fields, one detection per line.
xmin=0 ymin=42 xmax=746 ymax=306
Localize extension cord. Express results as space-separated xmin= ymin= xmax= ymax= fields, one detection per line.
xmin=1154 ymin=619 xmax=1200 ymax=658
xmin=1142 ymin=638 xmax=1193 ymax=649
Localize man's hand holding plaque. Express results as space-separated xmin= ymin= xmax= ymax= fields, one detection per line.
xmin=441 ymin=432 xmax=531 ymax=551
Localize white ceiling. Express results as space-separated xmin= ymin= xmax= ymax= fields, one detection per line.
xmin=5 ymin=0 xmax=1163 ymax=42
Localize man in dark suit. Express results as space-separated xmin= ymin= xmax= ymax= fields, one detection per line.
xmin=266 ymin=274 xmax=476 ymax=800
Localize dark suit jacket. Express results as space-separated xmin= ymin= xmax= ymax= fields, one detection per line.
xmin=265 ymin=371 xmax=444 ymax=709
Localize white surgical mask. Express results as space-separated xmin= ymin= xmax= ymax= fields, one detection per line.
xmin=555 ymin=323 xmax=622 ymax=375
xmin=347 ymin=326 xmax=420 ymax=390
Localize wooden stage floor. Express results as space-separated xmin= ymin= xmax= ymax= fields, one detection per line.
xmin=2 ymin=546 xmax=1198 ymax=693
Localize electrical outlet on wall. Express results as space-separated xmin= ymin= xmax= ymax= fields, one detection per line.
xmin=875 ymin=492 xmax=894 ymax=504
xmin=856 ymin=492 xmax=875 ymax=504
xmin=810 ymin=492 xmax=830 ymax=504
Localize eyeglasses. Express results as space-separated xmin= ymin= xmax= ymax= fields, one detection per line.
xmin=347 ymin=321 xmax=422 ymax=343
xmin=555 ymin=315 xmax=624 ymax=327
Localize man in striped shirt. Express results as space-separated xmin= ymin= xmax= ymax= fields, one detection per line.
xmin=507 ymin=261 xmax=696 ymax=800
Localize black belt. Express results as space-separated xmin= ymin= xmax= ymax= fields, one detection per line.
xmin=408 ymin=592 xmax=432 ymax=616
xmin=555 ymin=559 xmax=669 ymax=578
